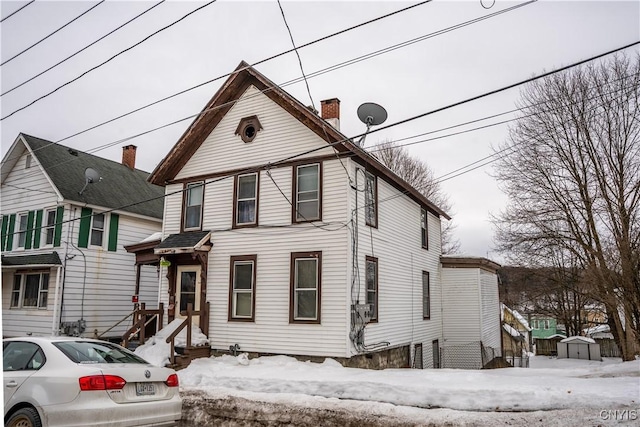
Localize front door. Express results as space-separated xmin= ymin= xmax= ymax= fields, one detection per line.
xmin=176 ymin=265 xmax=201 ymax=324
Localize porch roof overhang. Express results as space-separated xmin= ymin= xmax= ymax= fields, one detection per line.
xmin=154 ymin=231 xmax=212 ymax=255
xmin=1 ymin=252 xmax=62 ymax=269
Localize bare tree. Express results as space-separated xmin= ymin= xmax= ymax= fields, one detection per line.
xmin=492 ymin=54 xmax=640 ymax=360
xmin=373 ymin=140 xmax=461 ymax=254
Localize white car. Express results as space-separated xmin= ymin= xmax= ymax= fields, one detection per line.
xmin=3 ymin=336 xmax=182 ymax=427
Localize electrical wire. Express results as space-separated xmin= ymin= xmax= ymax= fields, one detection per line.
xmin=1 ymin=1 xmax=106 ymax=66
xmin=1 ymin=0 xmax=529 ymax=168
xmin=48 ymin=0 xmax=433 ymax=145
xmin=1 ymin=1 xmax=166 ymax=97
xmin=0 ymin=0 xmax=35 ymax=23
xmin=3 ymin=40 xmax=637 ymax=238
xmin=1 ymin=0 xmax=217 ymax=120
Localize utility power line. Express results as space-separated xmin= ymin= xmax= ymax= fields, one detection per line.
xmin=4 ymin=40 xmax=636 ymax=237
xmin=1 ymin=1 xmax=105 ymax=66
xmin=1 ymin=1 xmax=166 ymax=97
xmin=1 ymin=0 xmax=217 ymax=120
xmin=0 ymin=0 xmax=35 ymax=23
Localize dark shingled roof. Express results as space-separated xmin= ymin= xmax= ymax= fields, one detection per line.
xmin=22 ymin=134 xmax=164 ymax=219
xmin=155 ymin=231 xmax=210 ymax=250
xmin=2 ymin=252 xmax=62 ymax=266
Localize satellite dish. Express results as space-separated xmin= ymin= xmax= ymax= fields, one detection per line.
xmin=79 ymin=167 xmax=102 ymax=195
xmin=356 ymin=102 xmax=388 ymax=147
xmin=357 ymin=102 xmax=388 ymax=127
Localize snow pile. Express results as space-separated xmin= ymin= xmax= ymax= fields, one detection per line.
xmin=179 ymin=354 xmax=639 ymax=413
xmin=134 ymin=319 xmax=209 ymax=367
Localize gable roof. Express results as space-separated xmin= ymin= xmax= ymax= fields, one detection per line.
xmin=148 ymin=61 xmax=449 ymax=220
xmin=7 ymin=134 xmax=164 ymax=219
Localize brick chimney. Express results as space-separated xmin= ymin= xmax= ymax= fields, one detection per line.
xmin=122 ymin=145 xmax=137 ymax=169
xmin=320 ymin=98 xmax=340 ymax=130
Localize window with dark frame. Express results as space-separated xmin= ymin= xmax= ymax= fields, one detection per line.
xmin=90 ymin=213 xmax=105 ymax=246
xmin=235 ymin=173 xmax=258 ymax=227
xmin=290 ymin=252 xmax=321 ymax=323
xmin=294 ymin=164 xmax=320 ymax=222
xmin=421 ymin=208 xmax=428 ymax=249
xmin=10 ymin=272 xmax=50 ymax=309
xmin=365 ymin=172 xmax=377 ymax=227
xmin=422 ymin=271 xmax=430 ymax=319
xmin=44 ymin=209 xmax=57 ymax=245
xmin=366 ymin=256 xmax=378 ymax=321
xmin=184 ymin=182 xmax=204 ymax=230
xmin=229 ymin=255 xmax=256 ymax=321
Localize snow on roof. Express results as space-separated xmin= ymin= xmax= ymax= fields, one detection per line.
xmin=584 ymin=324 xmax=610 ymax=336
xmin=503 ymin=323 xmax=523 ymax=339
xmin=560 ymin=336 xmax=596 ymax=344
xmin=141 ymin=231 xmax=163 ymax=243
xmin=501 ymin=304 xmax=532 ymax=331
xmin=538 ymin=334 xmax=567 ymax=340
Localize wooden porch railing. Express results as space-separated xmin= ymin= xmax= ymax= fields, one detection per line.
xmin=122 ymin=302 xmax=164 ymax=348
xmin=166 ymin=302 xmax=209 ymax=366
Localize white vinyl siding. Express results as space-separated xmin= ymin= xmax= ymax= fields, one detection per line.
xmin=350 ymin=161 xmax=443 ymax=356
xmin=441 ymin=268 xmax=482 ymax=345
xmin=175 ymin=85 xmax=339 ymax=180
xmin=480 ymin=270 xmax=501 ymax=353
xmin=160 ymin=159 xmax=350 ymax=357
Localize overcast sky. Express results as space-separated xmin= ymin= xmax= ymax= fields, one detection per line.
xmin=1 ymin=0 xmax=638 ymax=262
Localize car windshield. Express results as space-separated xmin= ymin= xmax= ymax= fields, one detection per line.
xmin=53 ymin=341 xmax=149 ymax=364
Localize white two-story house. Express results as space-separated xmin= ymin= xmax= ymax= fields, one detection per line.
xmin=148 ymin=61 xmax=501 ymax=369
xmin=1 ymin=135 xmax=164 ymax=340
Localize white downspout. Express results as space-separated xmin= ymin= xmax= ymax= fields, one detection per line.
xmin=51 ymin=264 xmax=62 ymax=335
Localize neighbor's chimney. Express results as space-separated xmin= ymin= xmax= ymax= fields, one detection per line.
xmin=321 ymin=98 xmax=340 ymax=130
xmin=122 ymin=145 xmax=137 ymax=169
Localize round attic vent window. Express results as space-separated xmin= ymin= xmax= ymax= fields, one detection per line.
xmin=244 ymin=125 xmax=256 ymax=141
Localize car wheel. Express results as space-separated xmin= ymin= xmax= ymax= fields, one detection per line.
xmin=5 ymin=408 xmax=42 ymax=427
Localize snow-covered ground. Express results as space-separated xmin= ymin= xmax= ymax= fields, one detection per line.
xmin=136 ymin=333 xmax=639 ymax=426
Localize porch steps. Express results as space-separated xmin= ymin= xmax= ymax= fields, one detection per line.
xmin=170 ymin=345 xmax=211 ymax=371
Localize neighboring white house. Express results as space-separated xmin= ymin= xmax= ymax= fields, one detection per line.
xmin=146 ymin=61 xmax=501 ymax=369
xmin=1 ymin=134 xmax=164 ymax=340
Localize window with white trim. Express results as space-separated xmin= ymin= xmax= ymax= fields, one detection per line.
xmin=90 ymin=213 xmax=105 ymax=246
xmin=290 ymin=252 xmax=321 ymax=322
xmin=44 ymin=209 xmax=57 ymax=246
xmin=17 ymin=213 xmax=28 ymax=248
xmin=10 ymin=272 xmax=50 ymax=309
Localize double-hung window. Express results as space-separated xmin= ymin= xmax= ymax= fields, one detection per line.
xmin=44 ymin=209 xmax=57 ymax=246
xmin=294 ymin=164 xmax=321 ymax=222
xmin=229 ymin=255 xmax=256 ymax=321
xmin=366 ymin=256 xmax=378 ymax=321
xmin=90 ymin=213 xmax=105 ymax=246
xmin=365 ymin=172 xmax=377 ymax=227
xmin=421 ymin=208 xmax=428 ymax=249
xmin=10 ymin=272 xmax=50 ymax=309
xmin=184 ymin=182 xmax=204 ymax=230
xmin=290 ymin=252 xmax=321 ymax=323
xmin=422 ymin=271 xmax=430 ymax=319
xmin=17 ymin=213 xmax=28 ymax=248
xmin=234 ymin=173 xmax=258 ymax=227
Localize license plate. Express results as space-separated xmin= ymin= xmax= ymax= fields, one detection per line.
xmin=135 ymin=382 xmax=156 ymax=396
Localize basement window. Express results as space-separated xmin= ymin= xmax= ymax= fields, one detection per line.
xmin=235 ymin=115 xmax=263 ymax=143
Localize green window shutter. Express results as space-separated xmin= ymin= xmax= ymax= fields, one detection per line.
xmin=24 ymin=211 xmax=35 ymax=249
xmin=53 ymin=206 xmax=64 ymax=247
xmin=78 ymin=207 xmax=92 ymax=248
xmin=32 ymin=210 xmax=43 ymax=249
xmin=6 ymin=214 xmax=16 ymax=250
xmin=107 ymin=213 xmax=119 ymax=252
xmin=1 ymin=215 xmax=8 ymax=251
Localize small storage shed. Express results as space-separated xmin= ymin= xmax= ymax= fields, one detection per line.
xmin=557 ymin=336 xmax=601 ymax=361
